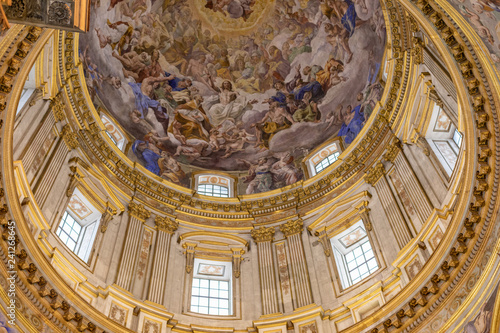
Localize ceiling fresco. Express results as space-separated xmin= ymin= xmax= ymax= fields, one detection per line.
xmin=447 ymin=0 xmax=500 ymax=69
xmin=79 ymin=0 xmax=386 ymax=194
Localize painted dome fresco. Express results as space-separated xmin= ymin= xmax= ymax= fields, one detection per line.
xmin=79 ymin=0 xmax=387 ymax=194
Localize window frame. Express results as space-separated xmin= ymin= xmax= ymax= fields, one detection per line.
xmin=329 ymin=220 xmax=382 ymax=291
xmin=185 ymin=257 xmax=237 ymax=318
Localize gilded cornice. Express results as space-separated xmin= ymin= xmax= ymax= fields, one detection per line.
xmin=251 ymin=226 xmax=275 ymax=243
xmin=279 ymin=218 xmax=304 ymax=237
xmin=364 ymin=161 xmax=386 ymax=186
xmin=128 ymin=202 xmax=151 ymax=222
xmin=155 ymin=216 xmax=178 ymax=234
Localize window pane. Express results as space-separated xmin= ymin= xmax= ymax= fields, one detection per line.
xmin=345 ymin=252 xmax=354 ymax=262
xmin=210 ymin=289 xmax=219 ymax=298
xmin=353 ymin=247 xmax=363 ymax=258
xmin=347 ymin=260 xmax=357 ymax=271
xmin=315 ymin=152 xmax=339 ymax=174
xmin=367 ymin=258 xmax=378 ymax=271
xmin=220 ymin=300 xmax=229 ymax=309
xmin=190 ymin=276 xmax=231 ymax=316
xmin=209 ymin=298 xmax=219 ymax=308
xmin=197 ymin=183 xmax=230 ymax=198
xmin=359 ymin=263 xmax=369 ymax=275
xmin=219 ymin=309 xmax=229 ymax=316
xmin=362 ymin=241 xmax=371 ymax=252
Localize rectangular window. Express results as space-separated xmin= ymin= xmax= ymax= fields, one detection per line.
xmin=56 ymin=211 xmax=82 ymax=252
xmin=344 ymin=239 xmax=378 ymax=285
xmin=331 ymin=221 xmax=379 ymax=289
xmin=191 ymin=278 xmax=231 ymax=315
xmin=453 ymin=129 xmax=462 ymax=147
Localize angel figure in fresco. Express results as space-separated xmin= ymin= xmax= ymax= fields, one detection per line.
xmin=239 ymin=157 xmax=273 ymax=194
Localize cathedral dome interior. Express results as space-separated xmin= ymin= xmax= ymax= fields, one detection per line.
xmin=1 ymin=0 xmax=500 ymax=332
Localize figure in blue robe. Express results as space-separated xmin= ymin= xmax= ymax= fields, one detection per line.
xmin=293 ymin=81 xmax=325 ymax=102
xmin=338 ymin=104 xmax=365 ymax=144
xmin=129 ymin=82 xmax=169 ymax=133
xmin=132 ymin=140 xmax=161 ymax=175
xmin=341 ymin=0 xmax=357 ymax=37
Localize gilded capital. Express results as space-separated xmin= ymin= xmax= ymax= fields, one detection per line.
xmin=251 ymin=226 xmax=275 ymax=242
xmin=128 ymin=202 xmax=151 ymax=222
xmin=155 ymin=216 xmax=178 ymax=234
xmin=383 ymin=138 xmax=402 ymax=163
xmin=279 ymin=218 xmax=304 ymax=237
xmin=364 ymin=161 xmax=385 ymax=186
xmin=61 ymin=125 xmax=79 ymax=150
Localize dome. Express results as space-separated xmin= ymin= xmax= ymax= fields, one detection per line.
xmin=78 ymin=0 xmax=386 ymax=193
xmin=1 ymin=0 xmax=500 ymax=333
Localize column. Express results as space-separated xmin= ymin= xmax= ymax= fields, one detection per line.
xmin=384 ymin=139 xmax=433 ymax=228
xmin=365 ymin=162 xmax=413 ymax=249
xmin=115 ymin=203 xmax=151 ymax=291
xmin=280 ymin=219 xmax=313 ymax=309
xmin=147 ymin=216 xmax=178 ymax=304
xmin=251 ymin=226 xmax=279 ymax=315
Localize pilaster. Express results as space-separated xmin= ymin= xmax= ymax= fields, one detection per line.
xmin=115 ymin=202 xmax=151 ymax=291
xmin=251 ymin=226 xmax=279 ymax=315
xmin=147 ymin=216 xmax=178 ymax=304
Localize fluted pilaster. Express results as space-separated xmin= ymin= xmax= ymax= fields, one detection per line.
xmin=251 ymin=226 xmax=279 ymax=315
xmin=115 ymin=203 xmax=151 ymax=291
xmin=148 ymin=216 xmax=178 ymax=304
xmin=280 ymin=219 xmax=313 ymax=309
xmin=365 ymin=162 xmax=413 ymax=249
xmin=33 ymin=139 xmax=68 ymax=208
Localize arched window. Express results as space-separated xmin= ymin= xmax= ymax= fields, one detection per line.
xmin=101 ymin=114 xmax=126 ymax=150
xmin=306 ymin=141 xmax=342 ymax=176
xmin=195 ymin=174 xmax=234 ymax=198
